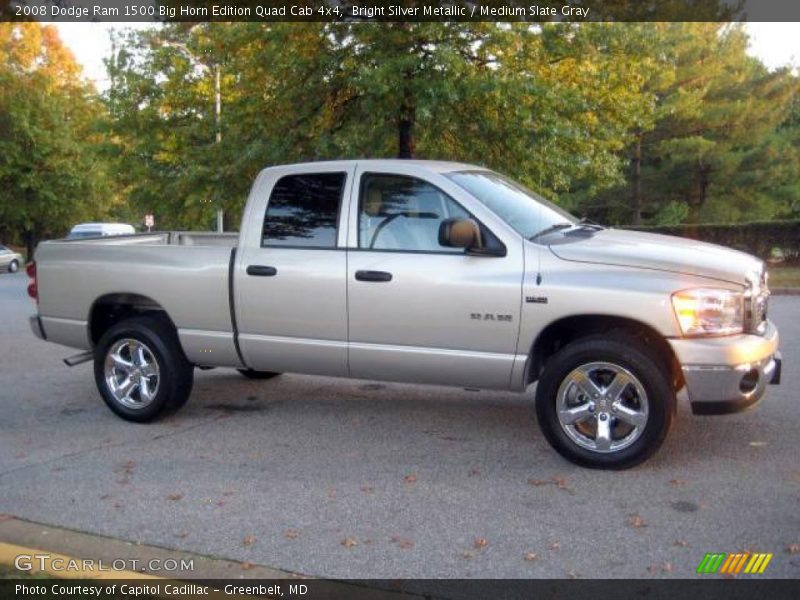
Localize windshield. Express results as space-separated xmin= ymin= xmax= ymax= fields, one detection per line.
xmin=444 ymin=170 xmax=576 ymax=239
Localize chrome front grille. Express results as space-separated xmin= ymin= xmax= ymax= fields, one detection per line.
xmin=744 ymin=270 xmax=769 ymax=334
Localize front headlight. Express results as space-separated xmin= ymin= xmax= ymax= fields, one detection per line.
xmin=671 ymin=288 xmax=744 ymax=337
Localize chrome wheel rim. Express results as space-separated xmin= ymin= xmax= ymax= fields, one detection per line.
xmin=104 ymin=338 xmax=160 ymax=410
xmin=556 ymin=362 xmax=649 ymax=453
xmin=9 ymin=261 xmax=18 ymax=273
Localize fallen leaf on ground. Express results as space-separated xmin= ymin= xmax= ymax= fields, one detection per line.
xmin=167 ymin=493 xmax=183 ymax=501
xmin=468 ymin=467 xmax=481 ymax=477
xmin=341 ymin=538 xmax=358 ymax=549
xmin=548 ymin=540 xmax=561 ymax=550
xmin=674 ymin=539 xmax=689 ymax=547
xmin=524 ymin=552 xmax=538 ymax=562
xmin=360 ymin=486 xmax=374 ymax=494
xmin=553 ymin=475 xmax=569 ymax=489
xmin=404 ymin=474 xmax=417 ymax=484
xmin=0 ymin=514 xmax=12 ymax=522
xmin=628 ymin=515 xmax=648 ymax=528
xmin=647 ymin=562 xmax=673 ymax=574
xmin=749 ymin=441 xmax=767 ymax=447
xmin=390 ymin=536 xmax=414 ymax=549
xmin=473 ymin=538 xmax=488 ymax=549
xmin=285 ymin=530 xmax=300 ymax=540
xmin=527 ymin=478 xmax=548 ymax=486
xmin=242 ymin=535 xmax=256 ymax=547
xmin=786 ymin=544 xmax=800 ymax=554
xmin=461 ymin=551 xmax=473 ymax=560
xmin=567 ymin=570 xmax=580 ymax=579
xmin=669 ymin=479 xmax=688 ymax=486
xmin=241 ymin=562 xmax=255 ymax=571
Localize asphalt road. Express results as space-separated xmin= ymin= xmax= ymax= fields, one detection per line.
xmin=0 ymin=271 xmax=798 ymax=580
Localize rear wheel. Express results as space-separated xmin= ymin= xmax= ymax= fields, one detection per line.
xmin=94 ymin=315 xmax=193 ymax=422
xmin=237 ymin=369 xmax=281 ymax=380
xmin=535 ymin=333 xmax=675 ymax=469
xmin=8 ymin=259 xmax=18 ymax=273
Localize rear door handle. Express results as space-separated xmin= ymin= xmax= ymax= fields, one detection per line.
xmin=247 ymin=265 xmax=277 ymax=277
xmin=355 ymin=270 xmax=392 ymax=282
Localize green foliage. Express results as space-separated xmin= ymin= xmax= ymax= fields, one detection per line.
xmin=1 ymin=21 xmax=798 ymax=244
xmin=0 ymin=23 xmax=117 ymax=257
xmin=588 ymin=23 xmax=800 ymax=226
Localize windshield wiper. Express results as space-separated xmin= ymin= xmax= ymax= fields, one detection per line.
xmin=575 ymin=217 xmax=605 ymax=230
xmin=529 ymin=222 xmax=574 ymax=240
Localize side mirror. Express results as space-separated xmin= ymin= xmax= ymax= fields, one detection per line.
xmin=438 ymin=218 xmax=482 ymax=250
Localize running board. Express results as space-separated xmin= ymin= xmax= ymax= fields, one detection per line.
xmin=63 ymin=351 xmax=94 ymax=367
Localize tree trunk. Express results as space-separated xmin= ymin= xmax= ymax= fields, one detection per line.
xmin=24 ymin=229 xmax=36 ymax=262
xmin=630 ymin=132 xmax=643 ymax=225
xmin=687 ymin=162 xmax=711 ymax=223
xmin=397 ymin=73 xmax=416 ymax=159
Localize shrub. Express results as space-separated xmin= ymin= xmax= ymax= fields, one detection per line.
xmin=628 ymin=220 xmax=800 ymax=261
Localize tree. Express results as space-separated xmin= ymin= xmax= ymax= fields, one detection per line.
xmin=0 ymin=23 xmax=116 ymax=258
xmin=587 ymin=23 xmax=799 ymax=225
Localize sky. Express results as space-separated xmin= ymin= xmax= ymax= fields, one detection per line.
xmin=53 ymin=22 xmax=800 ymax=93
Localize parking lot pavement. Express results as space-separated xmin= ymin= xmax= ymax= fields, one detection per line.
xmin=0 ymin=270 xmax=798 ymax=579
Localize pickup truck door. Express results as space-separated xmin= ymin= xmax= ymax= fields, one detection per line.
xmin=235 ymin=164 xmax=355 ymax=376
xmin=346 ymin=166 xmax=524 ymax=390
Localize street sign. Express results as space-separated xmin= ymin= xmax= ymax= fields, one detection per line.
xmin=144 ymin=214 xmax=154 ymax=231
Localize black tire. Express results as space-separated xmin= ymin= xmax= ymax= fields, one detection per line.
xmin=535 ymin=332 xmax=675 ymax=470
xmin=94 ymin=315 xmax=194 ymax=422
xmin=8 ymin=260 xmax=18 ymax=273
xmin=237 ymin=369 xmax=281 ymax=380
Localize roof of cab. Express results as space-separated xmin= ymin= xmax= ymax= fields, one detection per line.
xmin=259 ymin=159 xmax=485 ymax=176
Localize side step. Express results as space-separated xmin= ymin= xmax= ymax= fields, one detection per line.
xmin=63 ymin=351 xmax=94 ymax=367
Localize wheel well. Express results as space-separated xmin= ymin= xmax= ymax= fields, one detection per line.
xmin=527 ymin=315 xmax=683 ymax=390
xmin=89 ymin=293 xmax=175 ymax=346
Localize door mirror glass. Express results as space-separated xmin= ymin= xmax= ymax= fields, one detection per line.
xmin=438 ymin=218 xmax=481 ymax=249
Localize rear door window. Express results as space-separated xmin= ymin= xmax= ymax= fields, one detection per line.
xmin=262 ymin=173 xmax=346 ymax=248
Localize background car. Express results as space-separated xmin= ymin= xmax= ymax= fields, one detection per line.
xmin=66 ymin=223 xmax=136 ymax=240
xmin=0 ymin=244 xmax=23 ymax=274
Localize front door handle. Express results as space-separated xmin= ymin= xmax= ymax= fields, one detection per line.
xmin=355 ymin=270 xmax=392 ymax=282
xmin=247 ymin=265 xmax=278 ymax=277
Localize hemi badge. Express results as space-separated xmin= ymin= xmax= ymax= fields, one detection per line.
xmin=526 ymin=296 xmax=548 ymax=304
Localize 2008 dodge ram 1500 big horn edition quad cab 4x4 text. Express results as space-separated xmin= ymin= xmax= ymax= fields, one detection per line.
xmin=27 ymin=160 xmax=782 ymax=469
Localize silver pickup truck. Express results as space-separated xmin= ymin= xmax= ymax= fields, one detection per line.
xmin=28 ymin=160 xmax=781 ymax=469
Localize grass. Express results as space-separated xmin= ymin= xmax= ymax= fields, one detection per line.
xmin=769 ymin=265 xmax=800 ymax=289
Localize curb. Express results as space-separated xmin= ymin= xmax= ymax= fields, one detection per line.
xmin=771 ymin=288 xmax=800 ymax=296
xmin=0 ymin=517 xmax=423 ymax=600
xmin=0 ymin=516 xmax=300 ymax=580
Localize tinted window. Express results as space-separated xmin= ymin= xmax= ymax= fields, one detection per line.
xmin=262 ymin=173 xmax=346 ymax=248
xmin=358 ymin=174 xmax=471 ymax=253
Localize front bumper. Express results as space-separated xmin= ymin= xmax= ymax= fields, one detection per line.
xmin=668 ymin=320 xmax=780 ymax=415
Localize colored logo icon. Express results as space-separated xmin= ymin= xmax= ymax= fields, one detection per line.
xmin=696 ymin=552 xmax=773 ymax=574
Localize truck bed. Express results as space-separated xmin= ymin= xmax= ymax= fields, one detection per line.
xmin=34 ymin=232 xmax=243 ymax=367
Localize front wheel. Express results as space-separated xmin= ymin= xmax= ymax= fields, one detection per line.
xmin=94 ymin=315 xmax=194 ymax=422
xmin=535 ymin=333 xmax=675 ymax=469
xmin=8 ymin=259 xmax=18 ymax=273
